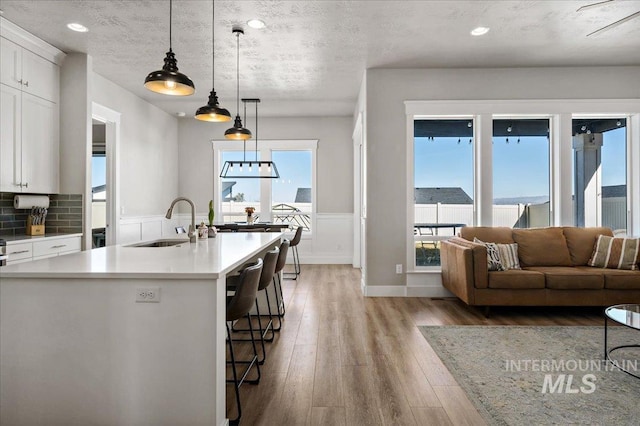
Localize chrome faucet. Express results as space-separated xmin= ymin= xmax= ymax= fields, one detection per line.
xmin=166 ymin=197 xmax=197 ymax=243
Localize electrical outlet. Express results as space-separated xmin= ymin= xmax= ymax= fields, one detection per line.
xmin=396 ymin=264 xmax=402 ymax=274
xmin=136 ymin=287 xmax=161 ymax=303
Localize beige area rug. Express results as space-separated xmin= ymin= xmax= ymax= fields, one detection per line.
xmin=419 ymin=326 xmax=640 ymax=426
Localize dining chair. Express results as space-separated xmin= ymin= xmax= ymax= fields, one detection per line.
xmin=226 ymin=258 xmax=263 ymax=426
xmin=284 ymin=226 xmax=302 ymax=280
xmin=272 ymin=239 xmax=290 ymax=329
xmin=228 ymin=247 xmax=279 ymax=363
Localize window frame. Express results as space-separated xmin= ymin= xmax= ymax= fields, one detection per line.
xmin=405 ymin=99 xmax=640 ymax=273
xmin=212 ymin=139 xmax=318 ymax=236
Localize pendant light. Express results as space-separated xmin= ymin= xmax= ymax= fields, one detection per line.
xmin=144 ymin=0 xmax=195 ymax=96
xmin=220 ymin=98 xmax=280 ymax=179
xmin=195 ymin=0 xmax=231 ymax=121
xmin=224 ymin=27 xmax=252 ymax=140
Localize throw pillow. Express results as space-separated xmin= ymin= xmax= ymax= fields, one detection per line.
xmin=474 ymin=238 xmax=521 ymax=271
xmin=588 ymin=235 xmax=640 ymax=271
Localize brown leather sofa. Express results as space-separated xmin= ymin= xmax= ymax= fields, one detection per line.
xmin=441 ymin=226 xmax=640 ymax=307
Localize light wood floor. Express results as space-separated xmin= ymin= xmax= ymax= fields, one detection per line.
xmin=226 ymin=265 xmax=603 ymax=425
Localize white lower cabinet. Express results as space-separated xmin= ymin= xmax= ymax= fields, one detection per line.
xmin=6 ymin=235 xmax=81 ymax=265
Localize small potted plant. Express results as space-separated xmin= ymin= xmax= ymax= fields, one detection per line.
xmin=208 ymin=200 xmax=217 ymax=238
xmin=245 ymin=206 xmax=255 ymax=225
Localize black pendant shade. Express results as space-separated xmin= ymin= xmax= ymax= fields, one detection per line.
xmin=225 ymin=27 xmax=252 ymax=139
xmin=144 ymin=49 xmax=195 ymax=96
xmin=195 ymin=89 xmax=231 ymax=122
xmin=194 ymin=0 xmax=231 ymax=121
xmin=144 ymin=0 xmax=195 ymax=96
xmin=224 ymin=115 xmax=252 ymax=140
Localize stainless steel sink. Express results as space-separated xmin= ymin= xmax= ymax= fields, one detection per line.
xmin=126 ymin=239 xmax=187 ymax=248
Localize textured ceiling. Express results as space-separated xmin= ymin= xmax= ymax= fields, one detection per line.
xmin=1 ymin=0 xmax=639 ymax=117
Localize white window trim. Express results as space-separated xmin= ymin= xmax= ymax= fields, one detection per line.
xmin=405 ymin=99 xmax=640 ymax=272
xmin=211 ymin=139 xmax=318 ymax=236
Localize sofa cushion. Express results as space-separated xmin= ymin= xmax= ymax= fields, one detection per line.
xmin=588 ymin=235 xmax=640 ymax=270
xmin=563 ymin=227 xmax=613 ymax=266
xmin=512 ymin=228 xmax=572 ymax=267
xmin=460 ymin=226 xmax=514 ymax=244
xmin=487 ymin=269 xmax=545 ymax=289
xmin=474 ymin=239 xmax=504 ymax=271
xmin=526 ymin=266 xmax=604 ymax=289
xmin=474 ymin=238 xmax=521 ymax=271
xmin=600 ymin=268 xmax=640 ymax=290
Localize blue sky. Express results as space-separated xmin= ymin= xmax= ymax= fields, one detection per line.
xmin=93 ymin=126 xmax=625 ymax=203
xmin=414 ymin=126 xmax=626 ymax=200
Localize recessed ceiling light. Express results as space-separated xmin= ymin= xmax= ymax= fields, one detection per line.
xmin=176 ymin=112 xmax=186 ymax=117
xmin=67 ymin=22 xmax=89 ymax=33
xmin=470 ymin=26 xmax=490 ymax=36
xmin=247 ymin=19 xmax=266 ymax=29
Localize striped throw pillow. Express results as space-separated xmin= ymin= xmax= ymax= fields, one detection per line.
xmin=588 ymin=235 xmax=640 ymax=270
xmin=474 ymin=238 xmax=521 ymax=271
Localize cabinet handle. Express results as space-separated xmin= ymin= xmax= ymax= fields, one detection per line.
xmin=51 ymin=245 xmax=67 ymax=249
xmin=10 ymin=250 xmax=30 ymax=255
xmin=23 ymin=182 xmax=28 ymax=188
xmin=24 ymin=81 xmax=29 ymax=87
xmin=17 ymin=79 xmax=23 ymax=84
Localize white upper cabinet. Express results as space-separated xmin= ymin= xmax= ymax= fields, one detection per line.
xmin=0 ymin=38 xmax=22 ymax=90
xmin=1 ymin=34 xmax=60 ymax=103
xmin=21 ymin=93 xmax=59 ymax=194
xmin=0 ymin=84 xmax=22 ymax=192
xmin=0 ymin=18 xmax=64 ymax=194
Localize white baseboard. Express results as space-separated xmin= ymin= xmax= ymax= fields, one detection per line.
xmin=363 ymin=271 xmax=454 ymax=297
xmin=363 ymin=285 xmax=454 ymax=297
xmin=294 ymin=255 xmax=353 ymax=264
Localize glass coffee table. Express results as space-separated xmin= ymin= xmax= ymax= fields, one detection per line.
xmin=604 ymin=304 xmax=640 ymax=378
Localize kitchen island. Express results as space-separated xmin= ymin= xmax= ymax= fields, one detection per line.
xmin=0 ymin=232 xmax=282 ymax=426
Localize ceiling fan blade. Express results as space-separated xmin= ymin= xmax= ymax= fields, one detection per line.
xmin=577 ymin=0 xmax=614 ymax=12
xmin=587 ymin=10 xmax=640 ymax=36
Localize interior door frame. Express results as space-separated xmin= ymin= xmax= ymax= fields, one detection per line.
xmin=91 ymin=102 xmax=120 ymax=246
xmin=353 ymin=113 xmax=362 ymax=268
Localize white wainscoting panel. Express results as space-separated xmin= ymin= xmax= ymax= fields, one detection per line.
xmin=118 ymin=216 xmax=182 ymax=245
xmin=285 ymin=213 xmax=353 ymax=264
xmin=117 ymin=213 xmax=354 ymax=265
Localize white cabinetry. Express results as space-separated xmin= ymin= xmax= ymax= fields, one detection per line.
xmin=6 ymin=235 xmax=82 ymax=265
xmin=1 ymin=37 xmax=59 ymax=102
xmin=0 ymin=20 xmax=63 ymax=194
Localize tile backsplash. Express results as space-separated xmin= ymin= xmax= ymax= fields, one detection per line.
xmin=0 ymin=193 xmax=83 ymax=237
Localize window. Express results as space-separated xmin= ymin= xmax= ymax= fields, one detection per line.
xmin=213 ymin=139 xmax=317 ymax=232
xmin=406 ymin=100 xmax=639 ymax=275
xmin=271 ymin=151 xmax=312 ymax=231
xmin=413 ymin=119 xmax=474 ymax=267
xmin=572 ymin=118 xmax=627 ymax=232
xmin=220 ymin=151 xmax=261 ymax=222
xmin=493 ymin=118 xmax=550 ymax=228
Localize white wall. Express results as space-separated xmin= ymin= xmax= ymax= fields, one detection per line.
xmin=177 ymin=115 xmax=354 ymax=263
xmin=177 ymin=116 xmax=353 ymax=214
xmin=92 ymin=73 xmax=179 ymax=217
xmin=363 ymin=66 xmax=640 ymax=290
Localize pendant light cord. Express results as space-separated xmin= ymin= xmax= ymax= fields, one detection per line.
xmin=211 ymin=0 xmax=216 ymax=85
xmin=255 ymin=102 xmax=259 ymax=161
xmin=235 ymin=31 xmax=240 ymax=116
xmin=243 ymin=101 xmax=247 ymax=161
xmin=169 ymin=0 xmax=173 ymax=51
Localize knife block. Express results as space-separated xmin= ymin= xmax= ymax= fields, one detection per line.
xmin=26 ymin=217 xmax=45 ymax=236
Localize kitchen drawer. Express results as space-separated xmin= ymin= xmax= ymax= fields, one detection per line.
xmin=33 ymin=236 xmax=81 ymax=257
xmin=6 ymin=242 xmax=33 ymax=261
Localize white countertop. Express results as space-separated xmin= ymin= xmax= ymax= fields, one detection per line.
xmin=0 ymin=232 xmax=282 ymax=279
xmin=2 ymin=233 xmax=83 ymax=244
